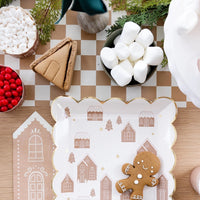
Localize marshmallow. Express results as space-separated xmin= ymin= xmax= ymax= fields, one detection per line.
xmin=120 ymin=21 xmax=141 ymax=45
xmin=129 ymin=42 xmax=145 ymax=61
xmin=113 ymin=35 xmax=121 ymax=46
xmin=136 ymin=29 xmax=154 ymax=48
xmin=114 ymin=42 xmax=130 ymax=61
xmin=143 ymin=47 xmax=164 ymax=66
xmin=100 ymin=47 xmax=118 ymax=69
xmin=111 ymin=64 xmax=132 ymax=86
xmin=133 ymin=60 xmax=148 ymax=83
xmin=119 ymin=59 xmax=134 ymax=76
xmin=176 ymin=10 xmax=199 ymax=35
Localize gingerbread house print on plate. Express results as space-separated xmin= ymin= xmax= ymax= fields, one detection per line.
xmin=121 ymin=123 xmax=135 ymax=142
xmin=137 ymin=140 xmax=157 ymax=155
xmin=61 ymin=174 xmax=74 ymax=193
xmin=87 ymin=106 xmax=103 ymax=121
xmin=74 ymin=132 xmax=90 ymax=148
xmin=120 ymin=191 xmax=131 ymax=200
xmin=13 ymin=112 xmax=54 ymax=200
xmin=139 ymin=111 xmax=155 ymax=127
xmin=77 ymin=155 xmax=97 ymax=183
xmin=100 ymin=176 xmax=112 ymax=200
xmin=157 ymin=175 xmax=168 ymax=200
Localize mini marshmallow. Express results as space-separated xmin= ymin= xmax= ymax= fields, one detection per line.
xmin=129 ymin=42 xmax=145 ymax=61
xmin=133 ymin=60 xmax=148 ymax=83
xmin=114 ymin=42 xmax=130 ymax=61
xmin=100 ymin=47 xmax=118 ymax=69
xmin=120 ymin=21 xmax=141 ymax=45
xmin=111 ymin=64 xmax=132 ymax=86
xmin=176 ymin=10 xmax=199 ymax=35
xmin=136 ymin=29 xmax=154 ymax=48
xmin=119 ymin=59 xmax=134 ymax=76
xmin=143 ymin=47 xmax=164 ymax=66
xmin=113 ymin=35 xmax=121 ymax=46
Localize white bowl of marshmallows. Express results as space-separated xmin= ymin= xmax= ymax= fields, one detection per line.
xmin=100 ymin=21 xmax=164 ymax=86
xmin=0 ymin=6 xmax=38 ymax=58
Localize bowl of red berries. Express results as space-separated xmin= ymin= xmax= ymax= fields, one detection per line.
xmin=0 ymin=65 xmax=24 ymax=112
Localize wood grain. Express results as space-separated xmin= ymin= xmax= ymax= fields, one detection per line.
xmin=0 ymin=104 xmax=200 ymax=199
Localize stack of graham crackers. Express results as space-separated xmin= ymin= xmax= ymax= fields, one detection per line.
xmin=30 ymin=38 xmax=77 ymax=91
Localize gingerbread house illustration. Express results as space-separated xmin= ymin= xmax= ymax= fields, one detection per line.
xmin=87 ymin=106 xmax=103 ymax=121
xmin=139 ymin=111 xmax=154 ymax=127
xmin=100 ymin=176 xmax=112 ymax=200
xmin=137 ymin=140 xmax=157 ymax=155
xmin=13 ymin=112 xmax=54 ymax=200
xmin=120 ymin=191 xmax=131 ymax=200
xmin=157 ymin=175 xmax=168 ymax=200
xmin=121 ymin=123 xmax=135 ymax=142
xmin=77 ymin=155 xmax=97 ymax=183
xmin=74 ymin=133 xmax=90 ymax=148
xmin=61 ymin=174 xmax=74 ymax=193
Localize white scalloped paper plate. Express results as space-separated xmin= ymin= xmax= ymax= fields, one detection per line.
xmin=51 ymin=96 xmax=177 ymax=200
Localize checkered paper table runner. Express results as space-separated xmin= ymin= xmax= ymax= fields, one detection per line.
xmin=0 ymin=0 xmax=188 ymax=108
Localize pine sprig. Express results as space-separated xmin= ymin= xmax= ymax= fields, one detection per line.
xmin=109 ymin=0 xmax=171 ymax=13
xmin=106 ymin=5 xmax=168 ymax=37
xmin=0 ymin=0 xmax=13 ymax=7
xmin=30 ymin=0 xmax=61 ymax=44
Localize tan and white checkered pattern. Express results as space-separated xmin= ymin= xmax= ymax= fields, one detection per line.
xmin=0 ymin=0 xmax=188 ymax=108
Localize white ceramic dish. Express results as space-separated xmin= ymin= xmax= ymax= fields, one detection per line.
xmin=164 ymin=0 xmax=200 ymax=108
xmin=51 ymin=96 xmax=177 ymax=200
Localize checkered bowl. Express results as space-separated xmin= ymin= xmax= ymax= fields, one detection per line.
xmin=101 ymin=29 xmax=157 ymax=86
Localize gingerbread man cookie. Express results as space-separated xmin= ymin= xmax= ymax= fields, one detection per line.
xmin=116 ymin=151 xmax=160 ymax=200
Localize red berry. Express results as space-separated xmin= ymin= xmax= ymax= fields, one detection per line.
xmin=18 ymin=92 xmax=22 ymax=97
xmin=1 ymin=106 xmax=8 ymax=112
xmin=5 ymin=67 xmax=12 ymax=74
xmin=11 ymin=72 xmax=18 ymax=79
xmin=15 ymin=96 xmax=21 ymax=102
xmin=7 ymin=97 xmax=12 ymax=102
xmin=0 ymin=89 xmax=4 ymax=96
xmin=0 ymin=81 xmax=3 ymax=87
xmin=0 ymin=67 xmax=5 ymax=71
xmin=11 ymin=99 xmax=18 ymax=106
xmin=5 ymin=91 xmax=12 ymax=97
xmin=16 ymin=86 xmax=23 ymax=93
xmin=12 ymin=90 xmax=18 ymax=97
xmin=16 ymin=78 xmax=22 ymax=85
xmin=9 ymin=79 xmax=15 ymax=83
xmin=8 ymin=104 xmax=13 ymax=109
xmin=5 ymin=73 xmax=11 ymax=80
xmin=1 ymin=71 xmax=5 ymax=76
xmin=3 ymin=85 xmax=10 ymax=91
xmin=0 ymin=74 xmax=4 ymax=81
xmin=4 ymin=80 xmax=9 ymax=85
xmin=0 ymin=96 xmax=5 ymax=100
xmin=10 ymin=83 xmax=17 ymax=89
xmin=1 ymin=99 xmax=8 ymax=106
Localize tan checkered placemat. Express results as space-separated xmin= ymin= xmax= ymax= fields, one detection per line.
xmin=0 ymin=0 xmax=188 ymax=108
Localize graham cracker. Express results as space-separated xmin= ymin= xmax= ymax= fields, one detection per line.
xmin=30 ymin=38 xmax=77 ymax=91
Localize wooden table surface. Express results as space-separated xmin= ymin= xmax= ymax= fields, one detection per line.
xmin=0 ymin=103 xmax=200 ymax=200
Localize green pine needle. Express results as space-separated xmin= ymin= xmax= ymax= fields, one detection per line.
xmin=30 ymin=0 xmax=61 ymax=44
xmin=0 ymin=0 xmax=13 ymax=7
xmin=106 ymin=5 xmax=169 ymax=37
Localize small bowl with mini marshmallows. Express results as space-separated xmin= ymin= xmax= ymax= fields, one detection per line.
xmin=100 ymin=22 xmax=164 ymax=87
xmin=0 ymin=6 xmax=38 ymax=58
